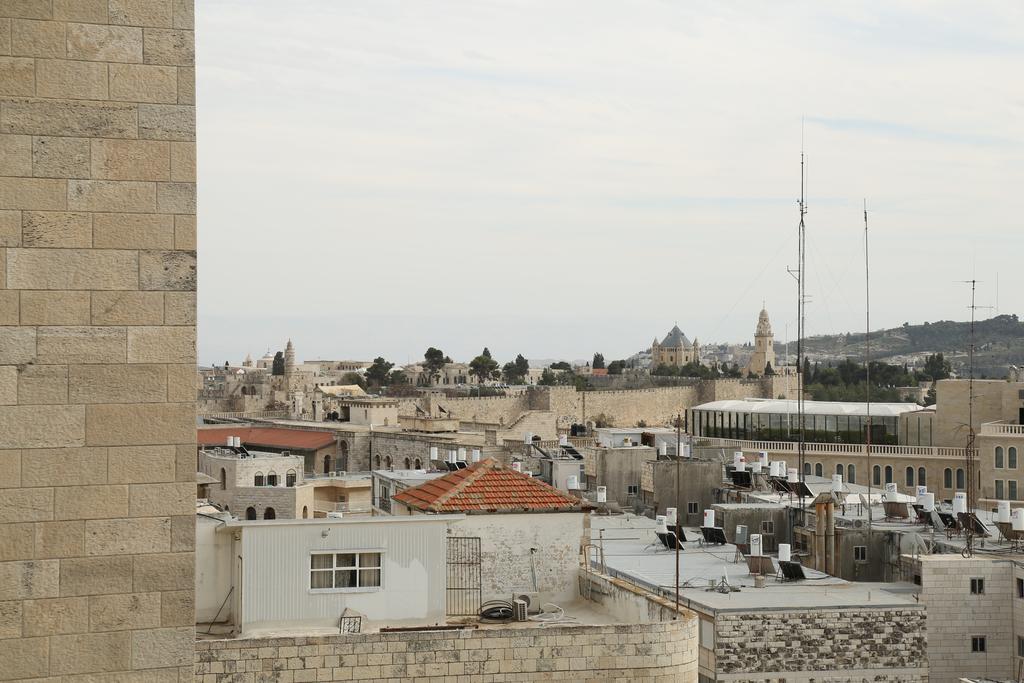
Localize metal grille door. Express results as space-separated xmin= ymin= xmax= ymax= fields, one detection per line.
xmin=446 ymin=537 xmax=482 ymax=616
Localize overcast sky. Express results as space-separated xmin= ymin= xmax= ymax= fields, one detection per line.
xmin=196 ymin=1 xmax=1023 ymax=367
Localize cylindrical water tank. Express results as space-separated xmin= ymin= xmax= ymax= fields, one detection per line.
xmin=596 ymin=486 xmax=607 ymax=503
xmin=1012 ymin=509 xmax=1024 ymax=531
xmin=759 ymin=451 xmax=769 ymax=467
xmin=456 ymin=448 xmax=465 ymax=461
xmin=735 ymin=524 xmax=748 ymax=545
xmin=733 ymin=451 xmax=745 ymax=467
xmin=703 ymin=509 xmax=715 ymax=528
xmin=566 ymin=475 xmax=579 ymax=490
xmin=658 ymin=443 xmax=668 ymax=457
xmin=953 ymin=492 xmax=967 ymax=515
xmin=523 ymin=432 xmax=533 ymax=444
xmin=429 ymin=446 xmax=438 ymax=460
xmin=998 ymin=500 xmax=1011 ymax=523
xmin=778 ymin=543 xmax=791 ymax=562
xmin=787 ymin=468 xmax=799 ymax=483
xmin=226 ymin=436 xmax=234 ymax=447
xmin=920 ymin=492 xmax=935 ymax=512
xmin=666 ymin=507 xmax=677 ymax=526
xmin=916 ymin=485 xmax=928 ymax=497
xmin=655 ymin=515 xmax=668 ymax=534
xmin=448 ymin=450 xmax=457 ymax=463
xmin=471 ymin=449 xmax=481 ymax=462
xmin=232 ymin=437 xmax=239 ymax=448
xmin=559 ymin=435 xmax=568 ymax=446
xmin=884 ymin=482 xmax=898 ymax=494
xmin=511 ymin=462 xmax=522 ymax=472
xmin=750 ymin=533 xmax=763 ymax=557
xmin=750 ymin=461 xmax=762 ymax=474
xmin=831 ymin=474 xmax=843 ymax=492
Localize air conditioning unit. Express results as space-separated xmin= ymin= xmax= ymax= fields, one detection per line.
xmin=513 ymin=599 xmax=528 ymax=622
xmin=326 ymin=512 xmax=344 ymax=519
xmin=512 ymin=591 xmax=541 ymax=614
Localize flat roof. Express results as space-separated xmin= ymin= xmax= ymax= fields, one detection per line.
xmin=693 ymin=398 xmax=924 ymax=418
xmin=590 ymin=514 xmax=920 ymax=614
xmin=223 ymin=514 xmax=465 ymax=529
xmin=373 ymin=469 xmax=449 ymax=483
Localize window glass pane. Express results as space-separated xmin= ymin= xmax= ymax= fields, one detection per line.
xmin=360 ymin=568 xmax=381 ymax=587
xmin=360 ymin=553 xmax=381 ymax=568
xmin=311 ymin=570 xmax=333 ymax=589
xmin=996 ymin=481 xmax=1004 ymax=499
xmin=1010 ymin=481 xmax=1018 ymax=501
xmin=1011 ymin=448 xmax=1018 ymax=469
xmin=311 ymin=554 xmax=333 ymax=570
xmin=336 ymin=554 xmax=356 ymax=567
xmin=335 ymin=569 xmax=357 ymax=587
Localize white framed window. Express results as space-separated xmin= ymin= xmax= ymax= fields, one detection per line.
xmin=687 ymin=502 xmax=699 ymax=514
xmin=761 ymin=520 xmax=775 ymax=535
xmin=627 ymin=484 xmax=639 ymax=496
xmin=854 ymin=546 xmax=867 ymax=562
xmin=310 ymin=551 xmax=382 ymax=592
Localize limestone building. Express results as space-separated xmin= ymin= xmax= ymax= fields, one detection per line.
xmin=650 ymin=324 xmax=700 ymax=369
xmin=0 ymin=1 xmax=197 ymax=678
xmin=745 ymin=307 xmax=776 ymax=376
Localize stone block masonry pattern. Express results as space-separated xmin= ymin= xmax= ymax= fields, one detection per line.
xmin=195 ymin=622 xmax=698 ymax=682
xmin=0 ymin=0 xmax=197 ymax=679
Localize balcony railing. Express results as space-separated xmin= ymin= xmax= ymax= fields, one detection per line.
xmin=695 ymin=436 xmax=967 ymax=459
xmin=313 ymin=502 xmax=371 ymax=515
xmin=980 ymin=421 xmax=1024 ymax=436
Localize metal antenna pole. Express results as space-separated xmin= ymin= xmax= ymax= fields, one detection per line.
xmin=675 ymin=413 xmax=681 ymax=613
xmin=864 ymin=200 xmax=872 ymax=531
xmin=964 ymin=279 xmax=978 ymax=557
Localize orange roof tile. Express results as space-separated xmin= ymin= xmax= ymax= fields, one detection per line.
xmin=393 ymin=458 xmax=581 ymax=513
xmin=198 ymin=426 xmax=335 ymax=451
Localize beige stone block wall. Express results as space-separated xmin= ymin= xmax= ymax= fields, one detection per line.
xmin=0 ymin=0 xmax=195 ymax=678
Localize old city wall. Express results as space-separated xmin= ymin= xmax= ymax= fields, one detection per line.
xmin=194 ymin=621 xmax=696 ymax=682
xmin=713 ymin=606 xmax=927 ymax=682
xmin=0 ymin=1 xmax=197 ymax=679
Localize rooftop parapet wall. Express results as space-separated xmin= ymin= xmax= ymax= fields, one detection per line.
xmin=195 ymin=621 xmax=697 ymax=682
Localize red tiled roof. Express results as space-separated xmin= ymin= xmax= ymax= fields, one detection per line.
xmin=393 ymin=458 xmax=581 ymax=513
xmin=198 ymin=426 xmax=335 ymax=451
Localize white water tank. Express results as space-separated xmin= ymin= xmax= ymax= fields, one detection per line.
xmin=596 ymin=486 xmax=607 ymax=503
xmin=916 ymin=485 xmax=928 ymax=497
xmin=326 ymin=511 xmax=344 ymax=519
xmin=703 ymin=509 xmax=715 ymax=528
xmin=511 ymin=462 xmax=522 ymax=473
xmin=523 ymin=432 xmax=532 ymax=444
xmin=666 ymin=507 xmax=677 ymax=526
xmin=457 ymin=448 xmax=466 ymax=461
xmin=831 ymin=474 xmax=843 ymax=492
xmin=885 ymin=482 xmax=898 ymax=494
xmin=735 ymin=524 xmax=748 ymax=545
xmin=658 ymin=442 xmax=668 ymax=457
xmin=447 ymin=450 xmax=457 ymax=463
xmin=998 ymin=500 xmax=1011 ymax=523
xmin=225 ymin=436 xmax=234 ymax=447
xmin=234 ymin=436 xmax=241 ymax=448
xmin=1012 ymin=509 xmax=1024 ymax=532
xmin=429 ymin=446 xmax=438 ymax=460
xmin=733 ymin=451 xmax=745 ymax=469
xmin=655 ymin=515 xmax=668 ymax=534
xmin=778 ymin=543 xmax=791 ymax=562
xmin=750 ymin=461 xmax=762 ymax=474
xmin=953 ymin=492 xmax=968 ymax=515
xmin=920 ymin=492 xmax=935 ymax=512
xmin=559 ymin=435 xmax=568 ymax=446
xmin=750 ymin=533 xmax=763 ymax=557
xmin=566 ymin=475 xmax=579 ymax=490
xmin=471 ymin=449 xmax=481 ymax=462
xmin=787 ymin=468 xmax=799 ymax=483
xmin=759 ymin=451 xmax=769 ymax=468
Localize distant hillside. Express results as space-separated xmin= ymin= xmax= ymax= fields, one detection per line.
xmin=779 ymin=314 xmax=1024 ymax=378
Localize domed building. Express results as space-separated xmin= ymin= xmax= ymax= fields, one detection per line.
xmin=650 ymin=325 xmax=700 ymax=369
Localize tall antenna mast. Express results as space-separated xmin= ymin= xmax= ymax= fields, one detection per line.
xmin=788 ymin=149 xmax=808 ymax=523
xmin=864 ymin=200 xmax=872 ymax=531
xmin=960 ymin=279 xmax=984 ymax=557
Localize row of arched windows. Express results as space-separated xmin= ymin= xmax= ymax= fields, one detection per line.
xmin=804 ymin=462 xmax=856 ymax=484
xmin=245 ymin=506 xmax=276 ymax=520
xmin=372 ymin=455 xmax=422 ymax=470
xmin=995 ymin=446 xmax=1019 ymax=469
xmin=253 ymin=470 xmax=296 ymax=487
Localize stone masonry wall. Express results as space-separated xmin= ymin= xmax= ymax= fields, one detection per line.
xmin=0 ymin=1 xmax=197 ymax=679
xmin=714 ymin=607 xmax=927 ymax=681
xmin=195 ymin=622 xmax=697 ymax=683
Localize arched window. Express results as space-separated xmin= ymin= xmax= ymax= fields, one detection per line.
xmin=254 ymin=472 xmax=264 ymax=487
xmin=339 ymin=441 xmax=349 ymax=471
xmin=847 ymin=464 xmax=855 ymax=484
xmin=374 ymin=454 xmax=381 ymax=468
xmin=884 ymin=466 xmax=893 ymax=484
xmin=264 ymin=507 xmax=276 ymax=520
xmin=917 ymin=467 xmax=926 ymax=486
xmin=836 ymin=464 xmax=844 ymax=476
xmin=815 ymin=463 xmax=823 ymax=477
xmin=220 ymin=468 xmax=226 ymax=490
xmin=1011 ymin=447 xmax=1018 ymax=469
xmin=404 ymin=457 xmax=411 ymax=469
xmin=286 ymin=469 xmax=296 ymax=487
xmin=385 ymin=456 xmax=393 ymax=469
xmin=803 ymin=462 xmax=811 ymax=476
xmin=302 ymin=506 xmax=308 ymax=518
xmin=414 ymin=458 xmax=422 ymax=469
xmin=873 ymin=465 xmax=881 ymax=486
xmin=245 ymin=507 xmax=256 ymax=520
xmin=956 ymin=468 xmax=965 ymax=489
xmin=266 ymin=471 xmax=278 ymax=487
xmin=996 ymin=446 xmax=1005 ymax=469
xmin=905 ymin=467 xmax=914 ymax=487
xmin=944 ymin=468 xmax=953 ymax=489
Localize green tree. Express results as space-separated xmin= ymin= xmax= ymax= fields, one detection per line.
xmin=592 ymin=353 xmax=605 ymax=369
xmin=539 ymin=368 xmax=558 ymax=385
xmin=469 ymin=350 xmax=500 ymax=384
xmin=341 ymin=372 xmax=366 ymax=389
xmin=607 ymin=360 xmax=626 ymax=375
xmin=365 ymin=357 xmax=394 ymax=387
xmin=920 ymin=353 xmax=951 ymax=381
xmin=550 ymin=361 xmax=571 ymax=371
xmin=502 ymin=354 xmax=530 ymax=384
xmin=482 ymin=347 xmax=493 ymax=359
xmin=423 ymin=347 xmax=447 ymax=384
xmin=271 ymin=351 xmax=285 ymax=376
xmin=764 ymin=361 xmax=775 ymax=376
xmin=388 ymin=369 xmax=408 ymax=385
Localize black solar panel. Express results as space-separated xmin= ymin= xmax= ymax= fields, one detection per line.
xmin=700 ymin=527 xmax=727 ymax=544
xmin=779 ymin=560 xmax=806 ymax=581
xmin=729 ymin=470 xmax=753 ymax=488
